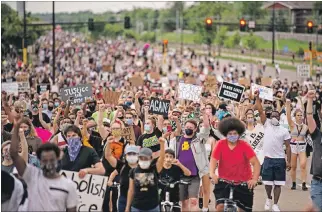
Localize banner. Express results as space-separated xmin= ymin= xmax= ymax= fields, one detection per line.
xmin=18 ymin=82 xmax=30 ymax=93
xmin=148 ymin=97 xmax=170 ymax=116
xmin=240 ymin=125 xmax=265 ymax=164
xmin=60 ymin=84 xmax=93 ymax=105
xmin=251 ymin=83 xmax=273 ymax=101
xmin=2 ymin=82 xmax=18 ymax=95
xmin=297 ymin=64 xmax=310 ymax=78
xmin=61 ymin=170 xmax=108 ymax=212
xmin=103 ymin=90 xmax=122 ymax=105
xmin=178 ymin=83 xmax=202 ymax=102
xmin=218 ymin=81 xmax=245 ymax=102
xmin=37 ymin=84 xmax=50 ymax=95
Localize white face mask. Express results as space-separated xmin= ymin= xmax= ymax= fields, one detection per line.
xmin=138 ymin=160 xmax=151 ymax=169
xmin=271 ymin=118 xmax=280 ymax=126
xmin=126 ymin=155 xmax=138 ymax=164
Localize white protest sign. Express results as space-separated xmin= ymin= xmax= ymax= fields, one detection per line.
xmin=178 ymin=82 xmax=202 ymax=102
xmin=297 ymin=64 xmax=310 ymax=78
xmin=2 ymin=82 xmax=19 ymax=95
xmin=251 ymin=83 xmax=273 ymax=101
xmin=17 ymin=81 xmax=30 ymax=93
xmin=241 ymin=125 xmax=265 ymax=164
xmin=61 ymin=170 xmax=108 ymax=212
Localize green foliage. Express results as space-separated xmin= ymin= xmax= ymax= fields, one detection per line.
xmin=240 ymin=1 xmax=264 ymax=20
xmin=215 ymin=27 xmax=228 ymax=46
xmin=296 ymin=47 xmax=304 ymax=57
xmin=140 ymin=32 xmax=156 ymax=43
xmin=123 ymin=30 xmax=138 ymax=40
xmin=224 ymin=31 xmax=241 ymax=48
xmin=244 ymin=31 xmax=258 ymax=50
xmin=103 ymin=24 xmax=124 ymax=38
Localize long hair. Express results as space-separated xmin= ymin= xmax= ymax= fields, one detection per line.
xmin=20 ymin=118 xmax=37 ymax=138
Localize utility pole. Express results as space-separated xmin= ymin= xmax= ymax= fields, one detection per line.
xmin=180 ymin=8 xmax=184 ymax=55
xmin=272 ymin=2 xmax=276 ymax=64
xmin=23 ymin=1 xmax=27 ymax=64
xmin=52 ymin=1 xmax=56 ymax=84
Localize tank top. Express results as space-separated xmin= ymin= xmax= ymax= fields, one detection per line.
xmin=290 ymin=124 xmax=307 ymax=142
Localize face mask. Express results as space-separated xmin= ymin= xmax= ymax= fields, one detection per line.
xmin=48 ymin=106 xmax=54 ymax=111
xmin=88 ymin=105 xmax=96 ymax=112
xmin=144 ymin=124 xmax=151 ymax=132
xmin=271 ymin=117 xmax=280 ymax=126
xmin=139 ymin=160 xmax=151 ymax=169
xmin=67 ymin=137 xmax=82 ymax=161
xmin=126 ymin=155 xmax=138 ymax=164
xmin=118 ymin=116 xmax=124 ymax=120
xmin=265 ymin=112 xmax=271 ymax=119
xmin=185 ymin=129 xmax=194 ymax=136
xmin=227 ymin=135 xmax=239 ymax=143
xmin=43 ymin=104 xmax=48 ymax=109
xmin=126 ymin=119 xmax=133 ymax=125
xmin=54 ymin=102 xmax=60 ymax=107
xmin=41 ymin=161 xmax=58 ymax=177
xmin=125 ymin=101 xmax=132 ymax=107
xmin=247 ymin=118 xmax=254 ymax=123
xmin=162 ymin=127 xmax=167 ymax=134
xmin=24 ymin=129 xmax=30 ymax=137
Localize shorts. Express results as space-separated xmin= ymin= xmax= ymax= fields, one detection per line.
xmin=311 ymin=177 xmax=322 ymax=211
xmin=214 ymin=181 xmax=254 ymax=212
xmin=261 ymin=158 xmax=286 ymax=186
xmin=290 ymin=141 xmax=306 ymax=154
xmin=179 ymin=176 xmax=200 ymax=201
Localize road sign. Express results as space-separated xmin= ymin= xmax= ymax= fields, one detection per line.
xmin=297 ymin=64 xmax=310 ymax=78
xmin=248 ymin=21 xmax=255 ymax=29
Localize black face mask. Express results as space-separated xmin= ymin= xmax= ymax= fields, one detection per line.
xmin=88 ymin=105 xmax=96 ymax=112
xmin=266 ymin=112 xmax=271 ymax=119
xmin=48 ymin=106 xmax=54 ymax=111
xmin=185 ymin=129 xmax=194 ymax=136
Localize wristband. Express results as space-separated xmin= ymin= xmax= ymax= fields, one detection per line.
xmin=307 ymin=112 xmax=313 ymax=115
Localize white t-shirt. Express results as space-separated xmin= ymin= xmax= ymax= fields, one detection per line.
xmin=263 ymin=119 xmax=291 ymax=158
xmin=22 ymin=164 xmax=78 ymax=211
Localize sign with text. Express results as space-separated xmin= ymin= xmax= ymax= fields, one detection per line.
xmin=150 ymin=83 xmax=163 ymax=94
xmin=2 ymin=82 xmax=18 ymax=95
xmin=261 ymin=77 xmax=272 ymax=87
xmin=218 ymin=81 xmax=245 ymax=102
xmin=18 ymin=81 xmax=30 ymax=93
xmin=204 ymin=75 xmax=217 ymax=92
xmin=150 ymin=72 xmax=160 ymax=80
xmin=37 ymin=84 xmax=50 ymax=95
xmin=149 ymin=97 xmax=170 ymax=116
xmin=238 ymin=78 xmax=251 ymax=87
xmin=111 ymin=127 xmax=135 ymax=142
xmin=251 ymin=84 xmax=273 ymax=101
xmin=178 ymin=83 xmax=202 ymax=102
xmin=61 ymin=170 xmax=108 ymax=212
xmin=103 ymin=90 xmax=122 ymax=105
xmin=297 ymin=64 xmax=310 ymax=78
xmin=129 ymin=76 xmax=144 ymax=87
xmin=60 ymin=84 xmax=92 ymax=105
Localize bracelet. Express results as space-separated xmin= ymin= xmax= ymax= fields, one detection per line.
xmin=307 ymin=112 xmax=313 ymax=115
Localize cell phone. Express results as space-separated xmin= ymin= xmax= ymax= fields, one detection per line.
xmin=167 ymin=125 xmax=172 ymax=133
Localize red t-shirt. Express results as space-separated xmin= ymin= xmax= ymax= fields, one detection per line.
xmin=212 ymin=139 xmax=256 ymax=182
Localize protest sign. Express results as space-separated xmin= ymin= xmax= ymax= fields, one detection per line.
xmin=16 ymin=74 xmax=29 ymax=82
xmin=297 ymin=64 xmax=310 ymax=78
xmin=148 ymin=97 xmax=170 ymax=116
xmin=61 ymin=170 xmax=108 ymax=212
xmin=251 ymin=83 xmax=273 ymax=101
xmin=238 ymin=78 xmax=251 ymax=87
xmin=103 ymin=90 xmax=122 ymax=105
xmin=2 ymin=82 xmax=18 ymax=95
xmin=37 ymin=84 xmax=50 ymax=95
xmin=178 ymin=83 xmax=202 ymax=102
xmin=102 ymin=65 xmax=113 ymax=73
xmin=121 ymin=127 xmax=136 ymax=142
xmin=261 ymin=77 xmax=272 ymax=87
xmin=150 ymin=83 xmax=163 ymax=94
xmin=218 ymin=81 xmax=245 ymax=102
xmin=317 ymin=51 xmax=322 ymax=62
xmin=60 ymin=84 xmax=92 ymax=105
xmin=129 ymin=76 xmax=144 ymax=87
xmin=18 ymin=82 xmax=30 ymax=93
xmin=150 ymin=72 xmax=160 ymax=80
xmin=240 ymin=125 xmax=265 ymax=164
xmin=185 ymin=76 xmax=196 ymax=84
xmin=204 ymin=75 xmax=217 ymax=92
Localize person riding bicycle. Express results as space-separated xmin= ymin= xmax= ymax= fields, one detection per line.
xmin=210 ymin=117 xmax=260 ymax=212
xmin=159 ymin=149 xmax=191 ymax=212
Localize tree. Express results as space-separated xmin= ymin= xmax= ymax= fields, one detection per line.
xmin=215 ymin=27 xmax=228 ymax=56
xmin=240 ymin=1 xmax=264 ymax=20
xmin=245 ymin=31 xmax=258 ymax=51
xmin=276 ymin=10 xmax=289 ymax=32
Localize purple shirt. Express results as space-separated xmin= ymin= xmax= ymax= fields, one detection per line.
xmin=178 ymin=137 xmax=198 ymax=176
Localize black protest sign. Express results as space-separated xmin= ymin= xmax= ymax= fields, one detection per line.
xmin=218 ymin=81 xmax=245 ymax=102
xmin=149 ymin=97 xmax=170 ymax=116
xmin=37 ymin=84 xmax=50 ymax=94
xmin=60 ymin=84 xmax=92 ymax=105
xmin=150 ymin=83 xmax=163 ymax=94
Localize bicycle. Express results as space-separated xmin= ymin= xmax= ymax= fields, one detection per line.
xmin=216 ymin=178 xmax=249 ymax=212
xmin=159 ymin=179 xmax=190 ymax=212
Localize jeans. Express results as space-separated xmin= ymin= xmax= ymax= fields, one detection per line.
xmin=311 ymin=179 xmax=322 ymax=211
xmin=131 ymin=205 xmax=160 ymax=212
xmin=118 ymin=195 xmax=127 ymax=212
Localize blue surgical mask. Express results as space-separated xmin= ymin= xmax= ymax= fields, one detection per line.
xmin=144 ymin=124 xmax=151 ymax=132
xmin=227 ymin=135 xmax=239 ymax=143
xmin=43 ymin=104 xmax=48 ymax=109
xmin=54 ymin=102 xmax=60 ymax=107
xmin=162 ymin=127 xmax=167 ymax=133
xmin=126 ymin=119 xmax=133 ymax=125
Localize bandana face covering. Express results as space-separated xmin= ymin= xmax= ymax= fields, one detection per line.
xmin=67 ymin=137 xmax=82 ymax=162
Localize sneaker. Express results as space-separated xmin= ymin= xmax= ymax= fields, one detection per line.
xmin=291 ymin=182 xmax=296 ymax=190
xmin=272 ymin=204 xmax=280 ymax=212
xmin=302 ymin=182 xmax=308 ymax=191
xmin=264 ymin=198 xmax=272 ymax=211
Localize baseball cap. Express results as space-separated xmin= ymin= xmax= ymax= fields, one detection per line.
xmin=124 ymin=145 xmax=140 ymax=154
xmin=139 ymin=147 xmax=153 ymax=158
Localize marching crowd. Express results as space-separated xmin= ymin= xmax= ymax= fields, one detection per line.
xmin=1 ymin=30 xmax=322 ymax=212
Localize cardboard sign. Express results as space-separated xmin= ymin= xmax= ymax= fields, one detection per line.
xmin=218 ymin=81 xmax=245 ymax=102
xmin=297 ymin=64 xmax=310 ymax=78
xmin=61 ymin=170 xmax=108 ymax=212
xmin=37 ymin=84 xmax=50 ymax=95
xmin=102 ymin=65 xmax=113 ymax=73
xmin=16 ymin=74 xmax=29 ymax=82
xmin=238 ymin=78 xmax=251 ymax=87
xmin=251 ymin=83 xmax=273 ymax=101
xmin=261 ymin=77 xmax=272 ymax=87
xmin=18 ymin=82 xmax=30 ymax=93
xmin=2 ymin=82 xmax=18 ymax=95
xmin=60 ymin=84 xmax=93 ymax=105
xmin=150 ymin=72 xmax=160 ymax=80
xmin=111 ymin=127 xmax=135 ymax=142
xmin=103 ymin=90 xmax=122 ymax=105
xmin=150 ymin=83 xmax=163 ymax=94
xmin=185 ymin=77 xmax=196 ymax=84
xmin=178 ymin=83 xmax=202 ymax=102
xmin=240 ymin=125 xmax=265 ymax=164
xmin=317 ymin=52 xmax=322 ymax=62
xmin=204 ymin=75 xmax=217 ymax=92
xmin=129 ymin=76 xmax=144 ymax=87
xmin=148 ymin=97 xmax=170 ymax=116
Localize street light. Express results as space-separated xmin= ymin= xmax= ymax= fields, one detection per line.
xmin=307 ymin=20 xmax=314 ymax=33
xmin=205 ymin=18 xmax=213 ymax=31
xmin=239 ymin=18 xmax=246 ymax=32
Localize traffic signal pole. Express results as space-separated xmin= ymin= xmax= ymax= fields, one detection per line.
xmin=23 ymin=2 xmax=27 ymax=64
xmin=52 ymin=1 xmax=55 ymax=84
xmin=272 ymin=2 xmax=275 ymax=64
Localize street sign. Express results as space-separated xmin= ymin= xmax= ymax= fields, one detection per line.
xmin=297 ymin=64 xmax=310 ymax=78
xmin=248 ymin=21 xmax=255 ymax=29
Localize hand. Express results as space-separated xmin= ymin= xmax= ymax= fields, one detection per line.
xmin=172 ymin=159 xmax=182 ymax=167
xmin=125 ymin=207 xmax=130 ymax=212
xmin=210 ymin=173 xmax=218 ymax=185
xmin=254 ymin=90 xmax=259 ymax=98
xmin=307 ymin=90 xmax=316 ymax=99
xmin=107 ymin=180 xmax=113 ymax=187
xmin=159 ymin=137 xmax=166 ymax=145
xmin=247 ymin=179 xmax=257 ymax=189
xmin=286 ymin=161 xmax=291 ymax=170
xmin=135 ymin=91 xmax=142 ymax=99
xmin=172 ymin=115 xmax=179 ymax=121
xmin=78 ymin=169 xmax=88 ymax=179
xmin=77 ymin=110 xmax=83 ymax=117
xmin=82 ymin=119 xmax=89 ymax=128
xmin=18 ymin=128 xmax=25 ymax=137
xmin=285 ymin=99 xmax=291 ymax=107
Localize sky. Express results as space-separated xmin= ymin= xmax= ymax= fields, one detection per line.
xmin=4 ymin=1 xmax=194 ymax=14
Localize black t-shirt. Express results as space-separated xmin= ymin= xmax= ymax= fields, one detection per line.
xmin=115 ymin=160 xmax=133 ymax=198
xmin=136 ymin=128 xmax=162 ymax=153
xmin=304 ymin=100 xmax=321 ymax=126
xmin=159 ymin=165 xmax=183 ymax=203
xmin=3 ymin=123 xmax=13 ymax=132
xmin=88 ymin=134 xmax=103 ymax=158
xmin=310 ymin=128 xmax=322 ymax=177
xmin=129 ymin=165 xmax=159 ymax=210
xmin=32 ymin=113 xmax=50 ymax=128
xmin=61 ymin=146 xmax=101 ymax=172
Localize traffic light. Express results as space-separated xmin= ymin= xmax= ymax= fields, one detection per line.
xmin=205 ymin=18 xmax=213 ymax=31
xmin=88 ymin=18 xmax=94 ymax=31
xmin=307 ymin=21 xmax=313 ymax=33
xmin=124 ymin=16 xmax=131 ymax=29
xmin=309 ymin=41 xmax=312 ymax=51
xmin=162 ymin=40 xmax=168 ymax=53
xmin=240 ymin=19 xmax=246 ymax=32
